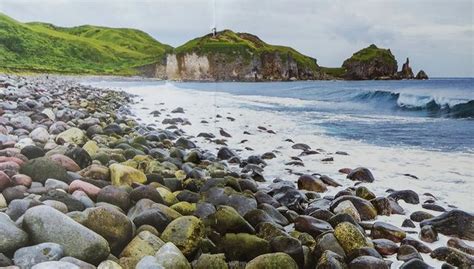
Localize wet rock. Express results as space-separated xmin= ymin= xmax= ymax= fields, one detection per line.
xmin=0 ymin=212 xmax=29 ymax=253
xmin=315 ymin=250 xmax=347 ymax=269
xmin=49 ymin=154 xmax=81 ymax=172
xmin=334 ymin=222 xmax=373 ymax=254
xmin=297 ymin=174 xmax=327 ymax=193
xmin=448 ymin=238 xmax=474 ymax=255
xmin=401 ymin=237 xmax=432 ymax=253
xmin=31 ymin=261 xmax=80 ymax=269
xmin=23 ymin=205 xmax=110 ymax=264
xmin=349 ymin=256 xmax=389 ymax=269
xmin=407 ymin=217 xmax=426 ymax=230
xmin=397 ymin=245 xmax=423 ymax=262
xmin=130 ymin=185 xmax=164 ymax=204
xmin=312 ymin=232 xmax=346 ymax=261
xmin=419 ymin=225 xmax=438 ymax=243
xmin=330 ymin=195 xmax=378 ymax=221
xmin=217 ymin=147 xmax=236 ymax=160
xmin=202 ymin=187 xmax=257 ymax=216
xmin=373 ymin=239 xmax=399 ymax=256
xmin=422 ymin=203 xmax=446 ymax=212
xmin=292 ymin=143 xmax=310 ymax=150
xmin=246 ymin=253 xmax=298 ymax=269
xmin=64 ymin=147 xmax=92 ymax=169
xmin=160 ymin=216 xmax=204 ymax=257
xmin=19 ymin=157 xmax=69 ymax=184
xmin=175 ymin=137 xmax=196 ymax=149
xmin=388 ymin=190 xmax=419 ymax=204
xmin=355 ymin=186 xmax=375 ymax=200
xmin=410 ymin=211 xmax=434 ymax=222
xmin=13 ymin=243 xmax=64 ymax=269
xmin=431 ymin=247 xmax=474 ymax=268
xmin=269 ymin=236 xmax=304 ymax=267
xmin=218 ymin=233 xmax=270 ymax=261
xmin=420 ymin=209 xmax=474 ymax=240
xmin=347 ymin=167 xmax=375 ymax=183
xmin=371 ymin=222 xmax=406 ymax=243
xmin=370 ymin=197 xmax=391 ymax=216
xmin=334 ymin=200 xmax=361 ymax=222
xmin=40 ymin=189 xmax=85 ymax=211
xmin=294 ymin=215 xmax=333 ymax=238
xmin=399 ymin=259 xmax=434 ymax=269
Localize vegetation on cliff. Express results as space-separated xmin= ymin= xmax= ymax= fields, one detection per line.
xmin=0 ymin=13 xmax=172 ymax=75
xmin=174 ymin=30 xmax=320 ymax=72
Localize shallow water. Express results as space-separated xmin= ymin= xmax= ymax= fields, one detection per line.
xmin=85 ymin=78 xmax=474 ymax=268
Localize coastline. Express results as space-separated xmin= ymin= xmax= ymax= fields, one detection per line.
xmin=0 ymin=74 xmax=472 ymax=268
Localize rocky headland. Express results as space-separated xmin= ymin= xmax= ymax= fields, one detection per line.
xmin=0 ymin=74 xmax=471 ymax=269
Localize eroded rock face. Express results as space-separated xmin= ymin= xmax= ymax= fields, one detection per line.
xmin=342 ymin=44 xmax=398 ymax=80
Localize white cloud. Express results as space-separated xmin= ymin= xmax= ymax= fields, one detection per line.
xmin=0 ymin=0 xmax=472 ymax=76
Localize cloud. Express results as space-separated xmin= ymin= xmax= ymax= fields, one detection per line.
xmin=0 ymin=0 xmax=472 ymax=76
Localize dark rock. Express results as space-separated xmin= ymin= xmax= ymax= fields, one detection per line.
xmin=402 ymin=219 xmax=416 ymax=228
xmin=64 ymin=147 xmax=92 ymax=169
xmin=373 ymin=239 xmax=399 ymax=256
xmin=294 ymin=215 xmax=333 ymax=238
xmin=401 ymin=237 xmax=432 ymax=253
xmin=130 ymin=185 xmax=164 ymax=204
xmin=96 ymin=185 xmax=131 ymax=211
xmin=399 ymin=259 xmax=434 ymax=269
xmin=370 ymin=197 xmax=391 ymax=216
xmin=448 ymin=238 xmax=474 ymax=255
xmin=371 ymin=222 xmax=406 ymax=243
xmin=269 ymin=236 xmax=304 ymax=267
xmin=20 ymin=145 xmax=45 ymax=159
xmin=218 ymin=233 xmax=270 ymax=261
xmin=347 ymin=167 xmax=375 ymax=183
xmin=420 ymin=210 xmax=474 ymax=240
xmin=422 ymin=203 xmax=446 ymax=212
xmin=430 ymin=247 xmax=474 ymax=268
xmin=348 ymin=255 xmax=389 ymax=269
xmin=387 ymin=190 xmax=419 ymax=204
xmin=347 ymin=247 xmax=383 ymax=261
xmin=397 ymin=245 xmax=423 ymax=262
xmin=297 ymin=174 xmax=327 ymax=193
xmin=312 ymin=232 xmax=346 ymax=261
xmin=132 ymin=208 xmax=173 ymax=232
xmin=315 ymin=250 xmax=346 ymax=269
xmin=19 ymin=157 xmax=69 ymax=184
xmin=410 ymin=211 xmax=434 ymax=222
xmin=330 ymin=195 xmax=378 ymax=221
xmin=39 ymin=189 xmax=85 ymax=212
xmin=415 ymin=70 xmax=429 ymax=80
xmin=319 ymin=175 xmax=342 ymax=187
xmin=398 ymin=58 xmax=414 ymax=79
xmin=419 ymin=225 xmax=438 ymax=243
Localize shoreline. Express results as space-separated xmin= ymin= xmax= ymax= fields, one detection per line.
xmin=0 ymin=74 xmax=472 ymax=268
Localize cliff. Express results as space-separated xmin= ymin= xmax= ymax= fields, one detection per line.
xmin=161 ymin=30 xmax=328 ymax=81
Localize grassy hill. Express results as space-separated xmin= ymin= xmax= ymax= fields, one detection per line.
xmin=175 ymin=30 xmax=319 ymax=71
xmin=0 ymin=13 xmax=172 ymax=75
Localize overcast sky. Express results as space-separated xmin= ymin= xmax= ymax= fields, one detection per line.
xmin=1 ymin=0 xmax=473 ymax=77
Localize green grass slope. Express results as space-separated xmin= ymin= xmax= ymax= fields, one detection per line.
xmin=175 ymin=30 xmax=319 ymax=71
xmin=0 ymin=13 xmax=172 ymax=75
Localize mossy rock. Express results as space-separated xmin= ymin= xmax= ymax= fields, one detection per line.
xmin=245 ymin=252 xmax=298 ymax=269
xmin=206 ymin=205 xmax=255 ymax=235
xmin=170 ymin=201 xmax=196 ymax=215
xmin=160 ymin=216 xmax=205 ymax=257
xmin=257 ymin=222 xmax=288 ymax=241
xmin=91 ymin=152 xmax=111 ymax=165
xmin=333 ymin=222 xmax=373 ymax=254
xmin=110 ymin=163 xmax=147 ymax=187
xmin=55 ymin=127 xmax=88 ymax=146
xmin=218 ymin=233 xmax=271 ymax=261
xmin=82 ymin=140 xmax=99 ymax=155
xmin=193 ymin=253 xmax=228 ymax=269
xmin=157 ymin=187 xmax=179 ymax=205
xmin=119 ymin=231 xmax=165 ymax=268
xmin=19 ymin=157 xmax=69 ymax=184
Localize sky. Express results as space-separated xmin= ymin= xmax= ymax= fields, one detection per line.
xmin=1 ymin=0 xmax=473 ymax=77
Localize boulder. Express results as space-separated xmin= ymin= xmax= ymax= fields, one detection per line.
xmin=55 ymin=127 xmax=88 ymax=146
xmin=371 ymin=222 xmax=406 ymax=243
xmin=160 ymin=216 xmax=205 ymax=257
xmin=0 ymin=212 xmax=29 ymax=253
xmin=119 ymin=231 xmax=164 ymax=267
xmin=22 ymin=205 xmax=110 ymax=264
xmin=19 ymin=157 xmax=69 ymax=184
xmin=154 ymin=242 xmax=191 ymax=269
xmin=206 ymin=205 xmax=255 ymax=234
xmin=297 ymin=174 xmax=327 ymax=193
xmin=218 ymin=233 xmax=271 ymax=261
xmin=294 ymin=215 xmax=333 ymax=238
xmin=245 ymin=253 xmax=298 ymax=269
xmin=49 ymin=154 xmax=81 ymax=172
xmin=110 ymin=163 xmax=147 ymax=187
xmin=13 ymin=243 xmax=64 ymax=268
xmin=347 ymin=167 xmax=375 ymax=183
xmin=334 ymin=222 xmax=373 ymax=254
xmin=420 ymin=210 xmax=474 ymax=240
xmin=193 ymin=253 xmax=228 ymax=269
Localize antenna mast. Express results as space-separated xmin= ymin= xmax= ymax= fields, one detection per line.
xmin=212 ymin=0 xmax=217 ymax=37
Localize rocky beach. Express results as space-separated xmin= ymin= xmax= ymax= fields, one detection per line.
xmin=0 ymin=74 xmax=473 ymax=269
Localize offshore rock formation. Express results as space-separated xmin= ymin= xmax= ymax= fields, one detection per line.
xmin=397 ymin=58 xmax=415 ymax=79
xmin=416 ymin=70 xmax=429 ymax=80
xmin=341 ymin=45 xmax=398 ymax=80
